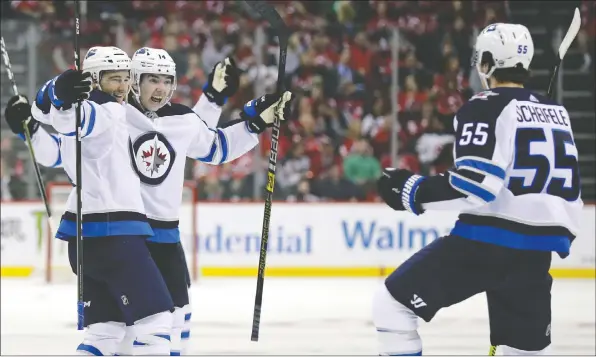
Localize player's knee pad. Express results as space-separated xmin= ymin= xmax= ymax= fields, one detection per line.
xmin=132 ymin=311 xmax=173 ymax=356
xmin=181 ymin=304 xmax=191 ymax=355
xmin=372 ymin=283 xmax=422 ymax=356
xmin=76 ymin=321 xmax=126 ymax=356
xmin=500 ymin=345 xmax=551 ymax=355
xmin=116 ymin=326 xmax=135 ymax=356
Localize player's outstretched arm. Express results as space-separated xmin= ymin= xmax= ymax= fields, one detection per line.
xmin=378 ymin=95 xmax=511 ymax=214
xmin=4 ymin=94 xmax=62 ymax=168
xmin=47 ymin=69 xmax=122 ymax=139
xmin=193 ymin=57 xmax=240 ymax=127
xmin=30 ymin=78 xmax=53 ymax=125
xmin=188 ymin=91 xmax=294 ymax=165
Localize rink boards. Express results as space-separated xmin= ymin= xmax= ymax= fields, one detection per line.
xmin=1 ymin=202 xmax=594 ymax=278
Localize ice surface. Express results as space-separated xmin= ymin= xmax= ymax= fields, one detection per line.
xmin=1 ymin=278 xmax=594 ymax=355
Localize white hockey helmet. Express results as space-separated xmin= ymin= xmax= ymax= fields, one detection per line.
xmin=82 ymin=46 xmax=131 ymax=85
xmin=131 ymin=47 xmax=177 ymax=109
xmin=472 ymin=23 xmax=534 ymax=88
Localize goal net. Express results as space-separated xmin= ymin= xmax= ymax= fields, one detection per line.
xmin=41 ymin=182 xmax=198 ymax=283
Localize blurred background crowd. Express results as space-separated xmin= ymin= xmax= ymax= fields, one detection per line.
xmin=1 ymin=0 xmax=594 ymax=202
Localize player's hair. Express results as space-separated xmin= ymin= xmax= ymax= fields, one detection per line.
xmin=481 ymin=52 xmax=530 ymax=85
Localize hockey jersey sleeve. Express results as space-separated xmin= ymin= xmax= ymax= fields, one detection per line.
xmin=30 ymin=78 xmax=53 ymax=125
xmin=48 ymin=88 xmax=123 ymax=140
xmin=13 ymin=123 xmax=62 ymax=168
xmin=12 ymin=79 xmax=62 ymax=168
xmin=192 ymin=93 xmax=222 ymax=128
xmin=25 ymin=126 xmax=62 ymax=168
xmin=416 ymin=91 xmax=515 ymax=211
xmin=187 ymin=112 xmax=259 ymax=165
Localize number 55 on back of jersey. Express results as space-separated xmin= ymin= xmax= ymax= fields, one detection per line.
xmin=454 ymin=89 xmax=581 ymax=204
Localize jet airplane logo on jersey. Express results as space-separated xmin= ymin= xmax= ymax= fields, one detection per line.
xmin=470 ymin=91 xmax=499 ymax=101
xmin=129 ymin=131 xmax=176 ymax=185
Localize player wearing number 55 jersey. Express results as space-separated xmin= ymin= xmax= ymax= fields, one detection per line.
xmin=373 ymin=23 xmax=582 ymax=356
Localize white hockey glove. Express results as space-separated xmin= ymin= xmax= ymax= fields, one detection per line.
xmin=241 ymin=91 xmax=294 ymax=134
xmin=202 ymin=57 xmax=240 ymax=106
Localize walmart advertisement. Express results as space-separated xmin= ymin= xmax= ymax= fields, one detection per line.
xmin=1 ymin=202 xmax=594 ymax=278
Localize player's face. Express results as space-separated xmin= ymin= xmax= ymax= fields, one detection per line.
xmin=99 ymin=70 xmax=131 ymax=104
xmin=139 ymin=74 xmax=174 ymax=112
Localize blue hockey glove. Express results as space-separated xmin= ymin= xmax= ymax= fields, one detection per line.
xmin=203 ymin=57 xmax=240 ymax=106
xmin=49 ymin=69 xmax=92 ymax=110
xmin=377 ymin=168 xmax=426 ymax=215
xmin=240 ymin=91 xmax=294 ymax=134
xmin=4 ymin=95 xmax=40 ymax=137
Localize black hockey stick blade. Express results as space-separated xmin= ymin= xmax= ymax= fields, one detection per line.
xmin=243 ymin=0 xmax=289 ymax=93
xmin=243 ymin=0 xmax=289 ymax=342
xmin=547 ymin=7 xmax=581 ymax=99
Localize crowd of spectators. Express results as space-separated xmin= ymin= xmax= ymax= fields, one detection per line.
xmin=1 ymin=0 xmax=594 ymax=202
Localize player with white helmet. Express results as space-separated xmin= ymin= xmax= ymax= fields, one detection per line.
xmin=373 ymin=23 xmax=582 ymax=355
xmin=122 ymin=48 xmax=293 ymax=354
xmin=129 ymin=47 xmax=178 ymax=113
xmin=3 ymin=46 xmax=133 ymax=169
xmin=5 ymin=45 xmax=294 ymax=356
xmin=3 ymin=45 xmax=177 ymax=356
xmin=81 ymin=46 xmax=132 ymax=101
xmin=473 ymin=23 xmax=535 ymax=90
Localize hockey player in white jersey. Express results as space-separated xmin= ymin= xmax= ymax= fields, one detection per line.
xmin=5 ymin=46 xmax=294 ymax=356
xmin=373 ymin=23 xmax=582 ymax=356
xmin=6 ymin=46 xmax=229 ymax=355
xmin=123 ymin=47 xmax=292 ymax=355
xmin=30 ymin=46 xmax=176 ymax=356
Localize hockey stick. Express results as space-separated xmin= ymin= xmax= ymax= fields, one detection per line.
xmin=0 ymin=37 xmax=57 ymax=236
xmin=546 ymin=7 xmax=582 ymax=99
xmin=488 ymin=8 xmax=581 ymax=356
xmin=73 ymin=0 xmax=85 ymax=331
xmin=242 ymin=0 xmax=289 ymax=342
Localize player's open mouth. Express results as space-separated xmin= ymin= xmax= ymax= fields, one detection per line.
xmin=151 ymin=96 xmax=163 ymax=103
xmin=113 ymin=94 xmax=124 ymax=100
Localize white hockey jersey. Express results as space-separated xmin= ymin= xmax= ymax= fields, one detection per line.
xmin=31 ymin=87 xmax=258 ymax=243
xmin=415 ymin=87 xmax=583 ymax=257
xmin=44 ymin=87 xmax=152 ymax=240
xmin=125 ymin=96 xmax=258 ymax=242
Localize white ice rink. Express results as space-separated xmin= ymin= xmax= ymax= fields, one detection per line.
xmin=1 ymin=278 xmax=594 ymax=355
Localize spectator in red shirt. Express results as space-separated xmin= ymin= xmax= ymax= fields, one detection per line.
xmin=350 ymin=31 xmax=373 ymax=77
xmin=398 ymin=75 xmax=428 ymax=113
xmin=436 ymin=75 xmax=465 ymax=121
xmin=433 ymin=55 xmax=469 ymax=93
xmin=310 ymin=136 xmax=342 ymax=179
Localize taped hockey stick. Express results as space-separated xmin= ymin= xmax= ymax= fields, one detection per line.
xmin=547 ymin=7 xmax=582 ymax=99
xmin=489 ymin=10 xmax=581 ymax=354
xmin=0 ymin=37 xmax=57 ymax=236
xmin=242 ymin=0 xmax=289 ymax=342
xmin=73 ymin=0 xmax=85 ymax=331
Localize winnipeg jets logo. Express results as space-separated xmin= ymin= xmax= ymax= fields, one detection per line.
xmin=85 ymin=48 xmax=97 ymax=59
xmin=129 ymin=131 xmax=176 ymax=185
xmin=470 ymin=91 xmax=499 ymax=101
